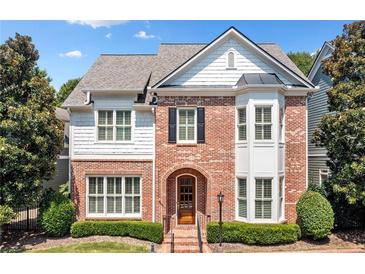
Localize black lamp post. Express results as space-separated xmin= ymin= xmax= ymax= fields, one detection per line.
xmin=217 ymin=191 xmax=224 ymax=247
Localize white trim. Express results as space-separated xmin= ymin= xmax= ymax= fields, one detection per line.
xmin=319 ymin=169 xmax=330 ymax=186
xmin=86 ymin=175 xmax=142 ymax=218
xmin=71 ymin=154 xmax=153 ymax=160
xmin=176 ymin=107 xmax=197 ymax=144
xmin=152 ymin=28 xmax=314 ymax=89
xmin=306 ymin=97 xmax=309 ymax=189
xmin=152 ymin=107 xmax=156 ymax=222
xmin=308 ymin=42 xmax=335 ymax=81
xmin=175 ymin=173 xmax=198 ymax=226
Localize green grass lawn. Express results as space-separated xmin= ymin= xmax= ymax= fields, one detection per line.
xmin=28 ymin=242 xmax=149 ymax=253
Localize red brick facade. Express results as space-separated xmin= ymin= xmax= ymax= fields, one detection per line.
xmin=70 ymin=95 xmax=307 ymax=225
xmin=71 ymin=160 xmax=153 ymax=221
xmin=284 ymin=96 xmax=307 ymax=223
xmin=155 ymin=96 xmax=236 ymax=223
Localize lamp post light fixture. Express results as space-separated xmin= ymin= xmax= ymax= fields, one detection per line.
xmin=217 ymin=191 xmax=224 ymax=247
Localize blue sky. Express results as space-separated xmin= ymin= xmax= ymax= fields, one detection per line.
xmin=0 ymin=20 xmax=353 ymax=91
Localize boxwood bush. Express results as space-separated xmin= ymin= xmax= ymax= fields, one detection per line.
xmin=71 ymin=221 xmax=163 ymax=244
xmin=40 ymin=199 xmax=75 ymax=237
xmin=296 ymin=191 xmax=334 ymax=240
xmin=207 ymin=221 xmax=301 ymax=245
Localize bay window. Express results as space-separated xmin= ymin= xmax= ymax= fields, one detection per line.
xmin=255 ymin=106 xmax=272 ymax=140
xmin=255 ymin=178 xmax=272 ymax=219
xmin=237 ymin=108 xmax=247 ymax=141
xmin=87 ymin=176 xmax=141 ymax=217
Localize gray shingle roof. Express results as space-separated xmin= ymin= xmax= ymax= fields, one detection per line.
xmin=236 ymin=73 xmax=284 ymax=86
xmin=62 ymin=42 xmax=310 ymax=108
xmin=62 ymin=54 xmax=156 ymax=107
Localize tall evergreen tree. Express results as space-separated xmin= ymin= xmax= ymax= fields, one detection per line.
xmin=313 ymin=21 xmax=365 ymax=227
xmin=0 ymin=33 xmax=63 ymax=207
xmin=287 ymin=51 xmax=315 ymax=75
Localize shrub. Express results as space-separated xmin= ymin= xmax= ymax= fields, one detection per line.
xmin=296 ymin=191 xmax=334 ymax=240
xmin=40 ymin=199 xmax=75 ymax=237
xmin=0 ymin=205 xmax=17 ymax=226
xmin=207 ymin=221 xmax=301 ymax=245
xmin=39 ymin=189 xmax=69 ymax=218
xmin=71 ymin=221 xmax=163 ymax=244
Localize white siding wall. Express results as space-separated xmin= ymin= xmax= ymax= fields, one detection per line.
xmin=166 ymin=38 xmax=293 ymax=86
xmin=70 ymin=96 xmax=154 ymax=159
xmin=235 ymin=92 xmax=285 ymax=223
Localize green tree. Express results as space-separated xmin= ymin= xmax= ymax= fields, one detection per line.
xmin=55 ymin=78 xmax=80 ymax=107
xmin=0 ymin=33 xmax=64 ymax=207
xmin=313 ymin=22 xmax=365 ymax=226
xmin=287 ymin=51 xmax=316 ymax=75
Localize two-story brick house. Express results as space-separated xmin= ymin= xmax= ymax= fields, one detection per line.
xmin=63 ymin=27 xmax=318 ymax=233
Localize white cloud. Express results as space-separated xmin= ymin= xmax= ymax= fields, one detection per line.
xmin=134 ymin=30 xmax=155 ymax=39
xmin=105 ymin=33 xmax=112 ymax=39
xmin=59 ymin=50 xmax=83 ymax=58
xmin=67 ymin=20 xmax=129 ymax=29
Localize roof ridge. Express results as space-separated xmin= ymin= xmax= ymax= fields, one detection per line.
xmin=257 ymin=42 xmax=277 ymax=45
xmin=100 ymin=53 xmax=157 ymax=56
xmin=160 ymin=43 xmax=207 ymax=45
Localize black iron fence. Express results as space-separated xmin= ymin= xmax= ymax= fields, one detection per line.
xmin=6 ymin=203 xmax=41 ymax=231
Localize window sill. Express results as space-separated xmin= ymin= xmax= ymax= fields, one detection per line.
xmin=94 ymin=141 xmax=135 ymax=145
xmin=226 ymin=67 xmax=237 ymax=70
xmin=176 ymin=143 xmax=198 ymax=147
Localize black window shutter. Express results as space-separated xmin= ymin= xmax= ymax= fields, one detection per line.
xmin=197 ymin=107 xmax=205 ymax=143
xmin=168 ymin=108 xmax=177 ymax=143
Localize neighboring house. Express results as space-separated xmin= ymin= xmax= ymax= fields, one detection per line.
xmin=44 ymin=107 xmax=70 ymax=190
xmin=307 ymin=42 xmax=334 ymax=186
xmin=62 ymin=27 xmax=317 ymax=230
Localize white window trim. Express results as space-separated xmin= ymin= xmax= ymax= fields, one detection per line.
xmin=176 ymin=107 xmax=197 ymax=144
xmin=226 ymin=50 xmax=237 ymax=70
xmin=319 ymin=169 xmax=329 ymax=186
xmin=254 ymin=177 xmax=273 ymax=222
xmin=95 ymin=109 xmax=134 ymax=144
xmin=235 ymin=177 xmax=248 ymax=221
xmin=236 ymin=107 xmax=247 ymax=143
xmin=86 ymin=175 xmax=142 ymax=218
xmin=254 ymin=105 xmax=273 ymax=142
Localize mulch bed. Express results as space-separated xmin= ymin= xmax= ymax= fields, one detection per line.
xmin=208 ymin=229 xmax=365 ymax=253
xmin=0 ymin=232 xmax=161 ymax=252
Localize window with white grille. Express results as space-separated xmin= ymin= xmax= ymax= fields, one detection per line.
xmin=255 ymin=106 xmax=272 ymax=140
xmin=237 ymin=108 xmax=247 ymax=141
xmin=98 ymin=111 xmax=114 ymax=141
xmin=255 ymin=178 xmax=272 ymax=219
xmin=177 ymin=109 xmax=196 ymax=143
xmin=97 ymin=110 xmax=132 ymax=141
xmin=237 ymin=178 xmax=247 ymax=218
xmin=87 ymin=176 xmax=141 ymax=217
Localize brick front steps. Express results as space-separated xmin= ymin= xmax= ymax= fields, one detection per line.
xmin=161 ymin=225 xmax=211 ymax=253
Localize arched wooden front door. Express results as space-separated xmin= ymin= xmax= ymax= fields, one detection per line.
xmin=177 ymin=175 xmax=196 ymax=224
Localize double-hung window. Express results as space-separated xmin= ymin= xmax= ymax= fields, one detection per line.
xmin=319 ymin=169 xmax=329 ymax=186
xmin=116 ymin=111 xmax=132 ymax=141
xmin=255 ymin=178 xmax=272 ymax=219
xmin=87 ymin=176 xmax=141 ymax=217
xmin=237 ymin=178 xmax=247 ymax=218
xmin=255 ymin=106 xmax=272 ymax=140
xmin=98 ymin=111 xmax=114 ymax=141
xmin=178 ymin=109 xmax=196 ymax=143
xmin=237 ymin=108 xmax=247 ymax=141
xmin=97 ymin=110 xmax=132 ymax=142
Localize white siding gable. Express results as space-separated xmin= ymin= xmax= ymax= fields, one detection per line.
xmin=70 ymin=96 xmax=154 ymax=159
xmin=165 ymin=38 xmax=295 ymax=86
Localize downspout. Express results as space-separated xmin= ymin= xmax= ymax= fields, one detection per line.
xmin=305 ymin=96 xmax=309 ymax=189
xmin=66 ymin=107 xmax=72 ymax=198
xmin=152 ymin=106 xmax=156 ymax=222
